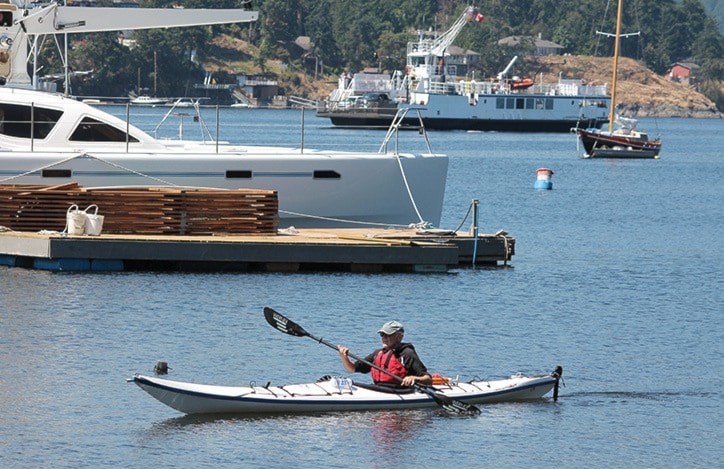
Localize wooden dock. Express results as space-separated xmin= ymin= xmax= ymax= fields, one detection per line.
xmin=0 ymin=228 xmax=514 ymax=273
xmin=0 ymin=183 xmax=514 ymax=272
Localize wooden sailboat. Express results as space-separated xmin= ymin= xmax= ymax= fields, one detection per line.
xmin=576 ymin=0 xmax=662 ymax=159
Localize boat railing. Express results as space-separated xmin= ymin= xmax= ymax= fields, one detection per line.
xmin=555 ymin=82 xmax=609 ymax=97
xmin=152 ymin=98 xmax=214 ymax=142
xmin=424 ymin=80 xmax=460 ymax=95
xmin=418 ymin=79 xmax=609 ymax=98
xmin=120 ymin=104 xmax=435 ymax=155
xmin=378 ymin=108 xmax=433 ymax=156
xmin=288 ymin=96 xmax=317 ymax=109
xmin=1 ymin=104 xmax=437 ymax=163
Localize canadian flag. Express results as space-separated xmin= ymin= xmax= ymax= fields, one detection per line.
xmin=474 ymin=13 xmax=485 ymax=22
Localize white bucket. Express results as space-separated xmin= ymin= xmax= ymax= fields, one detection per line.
xmin=66 ymin=204 xmax=86 ymax=235
xmin=84 ymin=204 xmax=104 ymax=236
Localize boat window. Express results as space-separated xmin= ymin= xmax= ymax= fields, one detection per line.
xmin=516 ymin=98 xmax=525 ymax=109
xmin=69 ymin=117 xmax=140 ymax=142
xmin=536 ymin=98 xmax=545 ymax=110
xmin=226 ymin=170 xmax=252 ymax=178
xmin=545 ymin=99 xmax=554 ymax=110
xmin=0 ymin=103 xmax=62 ymax=139
xmin=496 ymin=98 xmax=505 ymax=109
xmin=525 ymin=99 xmax=534 ymax=110
xmin=313 ymin=170 xmax=341 ymax=179
xmin=506 ymin=98 xmax=515 ymax=109
xmin=42 ymin=169 xmax=72 ymax=178
xmin=0 ymin=11 xmax=13 ymax=27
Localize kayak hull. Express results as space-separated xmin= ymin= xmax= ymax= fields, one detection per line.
xmin=131 ymin=371 xmax=560 ymax=415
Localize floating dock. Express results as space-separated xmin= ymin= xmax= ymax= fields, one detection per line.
xmin=0 ymin=184 xmax=514 ymax=272
xmin=0 ymin=228 xmax=514 ymax=273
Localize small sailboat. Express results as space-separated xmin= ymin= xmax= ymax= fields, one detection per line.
xmin=576 ymin=0 xmax=662 ymax=159
xmin=130 ymin=52 xmax=167 ymax=106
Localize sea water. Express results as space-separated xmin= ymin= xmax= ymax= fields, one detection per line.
xmin=0 ymin=110 xmax=721 ymax=468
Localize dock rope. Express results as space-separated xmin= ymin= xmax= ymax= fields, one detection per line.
xmin=393 ymin=152 xmax=426 ymax=225
xmin=277 ymin=209 xmax=431 ymax=230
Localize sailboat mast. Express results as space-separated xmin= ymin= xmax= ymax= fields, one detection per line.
xmin=608 ymin=0 xmax=623 ymax=133
xmin=153 ymin=50 xmax=157 ymax=96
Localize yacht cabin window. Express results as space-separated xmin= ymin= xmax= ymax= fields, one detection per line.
xmin=69 ymin=117 xmax=139 ymax=142
xmin=0 ymin=103 xmax=62 ymax=139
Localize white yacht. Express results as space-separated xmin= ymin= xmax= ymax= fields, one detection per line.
xmin=0 ymin=2 xmax=447 ymax=228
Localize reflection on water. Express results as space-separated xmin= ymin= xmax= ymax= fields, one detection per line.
xmin=370 ymin=410 xmax=431 ymax=452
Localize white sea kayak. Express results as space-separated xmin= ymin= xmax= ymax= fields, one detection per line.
xmin=130 ymin=368 xmax=562 ymax=415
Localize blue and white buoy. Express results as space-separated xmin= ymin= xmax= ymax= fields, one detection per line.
xmin=534 ymin=168 xmax=554 ymax=190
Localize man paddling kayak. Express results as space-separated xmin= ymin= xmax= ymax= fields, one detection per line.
xmin=338 ymin=321 xmax=432 ymax=388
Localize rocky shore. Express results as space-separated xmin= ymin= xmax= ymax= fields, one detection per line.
xmin=528 ymin=56 xmax=721 ymax=119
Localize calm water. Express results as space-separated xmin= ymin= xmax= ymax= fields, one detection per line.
xmin=1 ymin=110 xmax=722 ymax=468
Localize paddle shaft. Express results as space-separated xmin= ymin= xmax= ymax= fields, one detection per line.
xmin=307 ymin=331 xmax=410 ymax=385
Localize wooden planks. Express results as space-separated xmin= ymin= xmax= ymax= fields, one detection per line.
xmin=0 ymin=184 xmax=278 ymax=235
xmin=0 ymin=183 xmax=88 ymax=232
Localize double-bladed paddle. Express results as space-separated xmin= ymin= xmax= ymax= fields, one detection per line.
xmin=263 ymin=307 xmax=481 ymax=415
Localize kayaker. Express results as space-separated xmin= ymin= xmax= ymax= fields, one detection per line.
xmin=338 ymin=320 xmax=432 ymax=387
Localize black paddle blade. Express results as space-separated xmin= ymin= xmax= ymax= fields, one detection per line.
xmin=422 ymin=387 xmax=481 ymax=415
xmin=264 ymin=307 xmax=308 ymax=337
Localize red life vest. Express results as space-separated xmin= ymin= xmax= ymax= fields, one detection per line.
xmin=371 ymin=348 xmax=408 ymax=384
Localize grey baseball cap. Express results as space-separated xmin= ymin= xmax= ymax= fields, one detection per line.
xmin=378 ymin=320 xmax=404 ymax=335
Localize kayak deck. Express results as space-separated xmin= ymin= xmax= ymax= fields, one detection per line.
xmin=131 ymin=369 xmax=562 ymax=415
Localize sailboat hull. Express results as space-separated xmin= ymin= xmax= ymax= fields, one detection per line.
xmin=577 ymin=128 xmax=661 ymax=159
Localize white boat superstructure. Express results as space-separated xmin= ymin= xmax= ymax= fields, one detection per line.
xmin=0 ymin=2 xmax=447 ymax=228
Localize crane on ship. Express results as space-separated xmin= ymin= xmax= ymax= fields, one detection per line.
xmin=429 ymin=6 xmax=484 ymax=57
xmin=405 ymin=5 xmax=484 ymax=82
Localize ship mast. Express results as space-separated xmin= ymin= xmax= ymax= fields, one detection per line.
xmin=608 ymin=0 xmax=623 ymax=133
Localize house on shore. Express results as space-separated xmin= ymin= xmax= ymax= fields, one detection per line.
xmin=667 ymin=61 xmax=700 ymax=87
xmin=498 ymin=34 xmax=564 ymax=56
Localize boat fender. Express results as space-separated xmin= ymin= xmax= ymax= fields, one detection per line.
xmin=154 ymin=360 xmax=169 ymax=375
xmin=552 ymin=366 xmax=564 ymax=401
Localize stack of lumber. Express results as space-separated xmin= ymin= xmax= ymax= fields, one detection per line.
xmin=0 ymin=184 xmax=278 ymax=235
xmin=0 ymin=183 xmax=85 ymax=233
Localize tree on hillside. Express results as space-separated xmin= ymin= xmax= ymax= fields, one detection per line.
xmin=692 ymin=17 xmax=724 ymax=79
xmin=69 ymin=33 xmax=136 ymax=96
xmin=300 ymin=0 xmax=341 ymax=71
xmin=132 ymin=27 xmax=211 ymax=96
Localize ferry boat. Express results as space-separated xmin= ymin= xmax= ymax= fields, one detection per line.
xmin=317 ymin=6 xmax=611 ymax=132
